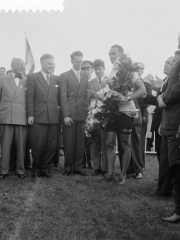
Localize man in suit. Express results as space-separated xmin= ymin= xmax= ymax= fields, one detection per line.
xmin=27 ymin=54 xmax=59 ymax=178
xmin=59 ymin=51 xmax=89 ymax=176
xmin=87 ymin=59 xmax=108 ymax=176
xmin=0 ymin=58 xmax=27 ymax=179
xmin=158 ymin=35 xmax=180 ymax=223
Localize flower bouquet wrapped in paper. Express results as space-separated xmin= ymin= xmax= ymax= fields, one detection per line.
xmin=85 ymin=54 xmax=136 ymax=138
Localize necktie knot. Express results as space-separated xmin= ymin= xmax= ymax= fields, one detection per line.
xmin=14 ymin=74 xmax=22 ymax=79
xmin=98 ymin=77 xmax=101 ymax=83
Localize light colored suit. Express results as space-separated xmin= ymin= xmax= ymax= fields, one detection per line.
xmin=59 ymin=69 xmax=88 ymax=172
xmin=0 ymin=75 xmax=28 ymax=174
xmin=88 ymin=76 xmax=109 ymax=171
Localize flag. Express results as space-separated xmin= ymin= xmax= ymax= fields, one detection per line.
xmin=25 ymin=36 xmax=35 ymax=74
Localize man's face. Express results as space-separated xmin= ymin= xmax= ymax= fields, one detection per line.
xmin=94 ymin=66 xmax=105 ymax=77
xmin=0 ymin=69 xmax=6 ymax=76
xmin=81 ymin=67 xmax=93 ymax=80
xmin=12 ymin=60 xmax=26 ymax=75
xmin=137 ymin=68 xmax=143 ymax=78
xmin=71 ymin=56 xmax=83 ymax=71
xmin=163 ymin=58 xmax=174 ymax=75
xmin=41 ymin=58 xmax=55 ymax=74
xmin=109 ymin=47 xmax=122 ymax=64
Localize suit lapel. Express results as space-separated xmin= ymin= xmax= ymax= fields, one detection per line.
xmin=69 ymin=69 xmax=79 ymax=90
xmin=78 ymin=72 xmax=88 ymax=96
xmin=7 ymin=76 xmax=17 ymax=92
xmin=13 ymin=77 xmax=26 ymax=99
xmin=37 ymin=71 xmax=49 ymax=92
xmin=93 ymin=78 xmax=100 ymax=92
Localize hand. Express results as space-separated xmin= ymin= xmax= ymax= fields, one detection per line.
xmin=64 ymin=116 xmax=73 ymax=126
xmin=87 ymin=89 xmax=97 ymax=98
xmin=150 ymin=76 xmax=164 ymax=89
xmin=28 ymin=117 xmax=34 ymax=125
xmin=157 ymin=95 xmax=166 ymax=108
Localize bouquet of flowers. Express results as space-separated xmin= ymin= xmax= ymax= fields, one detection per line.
xmin=85 ymin=54 xmax=135 ymax=138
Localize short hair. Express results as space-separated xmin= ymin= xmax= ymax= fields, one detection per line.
xmin=133 ymin=62 xmax=145 ymax=70
xmin=0 ymin=67 xmax=6 ymax=71
xmin=93 ymin=59 xmax=105 ymax=69
xmin=174 ymin=50 xmax=180 ymax=55
xmin=6 ymin=70 xmax=12 ymax=75
xmin=11 ymin=58 xmax=24 ymax=68
xmin=40 ymin=54 xmax=54 ymax=62
xmin=70 ymin=51 xmax=83 ymax=60
xmin=111 ymin=44 xmax=124 ymax=54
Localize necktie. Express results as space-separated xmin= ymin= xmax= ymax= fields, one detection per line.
xmin=98 ymin=77 xmax=101 ymax=83
xmin=77 ymin=71 xmax=80 ymax=82
xmin=14 ymin=74 xmax=22 ymax=79
xmin=46 ymin=74 xmax=50 ymax=85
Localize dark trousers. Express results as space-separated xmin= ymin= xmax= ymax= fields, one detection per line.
xmin=141 ymin=124 xmax=147 ymax=168
xmin=129 ymin=125 xmax=143 ymax=173
xmin=83 ymin=136 xmax=92 ymax=168
xmin=30 ymin=123 xmax=58 ymax=174
xmin=0 ymin=125 xmax=27 ymax=174
xmin=62 ymin=121 xmax=85 ymax=173
xmin=154 ymin=129 xmax=162 ymax=162
xmin=53 ymin=123 xmax=62 ymax=165
xmin=159 ymin=129 xmax=180 ymax=214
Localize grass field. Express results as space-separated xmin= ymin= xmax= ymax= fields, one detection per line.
xmin=0 ymin=154 xmax=180 ymax=240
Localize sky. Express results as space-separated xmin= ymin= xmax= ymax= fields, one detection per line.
xmin=0 ymin=0 xmax=180 ymax=79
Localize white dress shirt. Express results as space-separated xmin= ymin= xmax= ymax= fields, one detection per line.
xmin=72 ymin=68 xmax=80 ymax=82
xmin=41 ymin=70 xmax=50 ymax=84
xmin=12 ymin=73 xmax=20 ymax=86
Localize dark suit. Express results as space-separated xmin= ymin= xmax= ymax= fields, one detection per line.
xmin=27 ymin=71 xmax=59 ymax=174
xmin=160 ymin=60 xmax=180 ymax=213
xmin=0 ymin=75 xmax=27 ymax=174
xmin=60 ymin=69 xmax=88 ymax=173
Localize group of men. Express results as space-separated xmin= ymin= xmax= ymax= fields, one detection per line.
xmin=0 ymin=37 xmax=180 ymax=223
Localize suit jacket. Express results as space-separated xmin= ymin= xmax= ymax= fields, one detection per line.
xmin=0 ymin=75 xmax=27 ymax=125
xmin=59 ymin=69 xmax=88 ymax=121
xmin=27 ymin=71 xmax=59 ymax=124
xmin=161 ymin=60 xmax=180 ymax=129
xmin=88 ymin=76 xmax=109 ymax=102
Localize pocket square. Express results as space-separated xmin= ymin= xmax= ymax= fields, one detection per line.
xmin=55 ymin=85 xmax=58 ymax=87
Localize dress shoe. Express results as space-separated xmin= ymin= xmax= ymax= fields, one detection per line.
xmin=52 ymin=163 xmax=60 ymax=168
xmin=25 ymin=166 xmax=32 ymax=170
xmin=0 ymin=174 xmax=8 ymax=179
xmin=101 ymin=171 xmax=107 ymax=176
xmin=92 ymin=169 xmax=102 ymax=176
xmin=134 ymin=173 xmax=142 ymax=179
xmin=32 ymin=172 xmax=40 ymax=178
xmin=17 ymin=174 xmax=26 ymax=179
xmin=116 ymin=177 xmax=126 ymax=185
xmin=63 ymin=171 xmax=71 ymax=176
xmin=40 ymin=172 xmax=52 ymax=178
xmin=162 ymin=213 xmax=180 ymax=223
xmin=98 ymin=173 xmax=115 ymax=183
xmin=73 ymin=171 xmax=87 ymax=176
xmin=87 ymin=163 xmax=93 ymax=169
xmin=152 ymin=190 xmax=171 ymax=198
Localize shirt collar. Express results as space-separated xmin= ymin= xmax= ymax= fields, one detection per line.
xmin=72 ymin=68 xmax=80 ymax=75
xmin=41 ymin=70 xmax=49 ymax=79
xmin=97 ymin=75 xmax=105 ymax=82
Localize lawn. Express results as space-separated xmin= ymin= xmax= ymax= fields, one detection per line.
xmin=0 ymin=155 xmax=180 ymax=240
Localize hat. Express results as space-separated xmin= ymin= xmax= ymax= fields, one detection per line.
xmin=133 ymin=62 xmax=145 ymax=70
xmin=81 ymin=60 xmax=93 ymax=69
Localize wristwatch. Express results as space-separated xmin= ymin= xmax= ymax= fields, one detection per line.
xmin=127 ymin=96 xmax=131 ymax=102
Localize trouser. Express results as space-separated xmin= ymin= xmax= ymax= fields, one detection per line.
xmin=83 ymin=136 xmax=92 ymax=167
xmin=129 ymin=125 xmax=143 ymax=173
xmin=160 ymin=129 xmax=180 ymax=214
xmin=141 ymin=124 xmax=147 ymax=168
xmin=62 ymin=121 xmax=85 ymax=173
xmin=30 ymin=124 xmax=58 ymax=174
xmin=91 ymin=131 xmax=107 ymax=171
xmin=53 ymin=123 xmax=62 ymax=165
xmin=0 ymin=124 xmax=27 ymax=174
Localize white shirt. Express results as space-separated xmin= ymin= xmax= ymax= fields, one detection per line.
xmin=72 ymin=68 xmax=80 ymax=82
xmin=97 ymin=75 xmax=106 ymax=83
xmin=12 ymin=73 xmax=20 ymax=86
